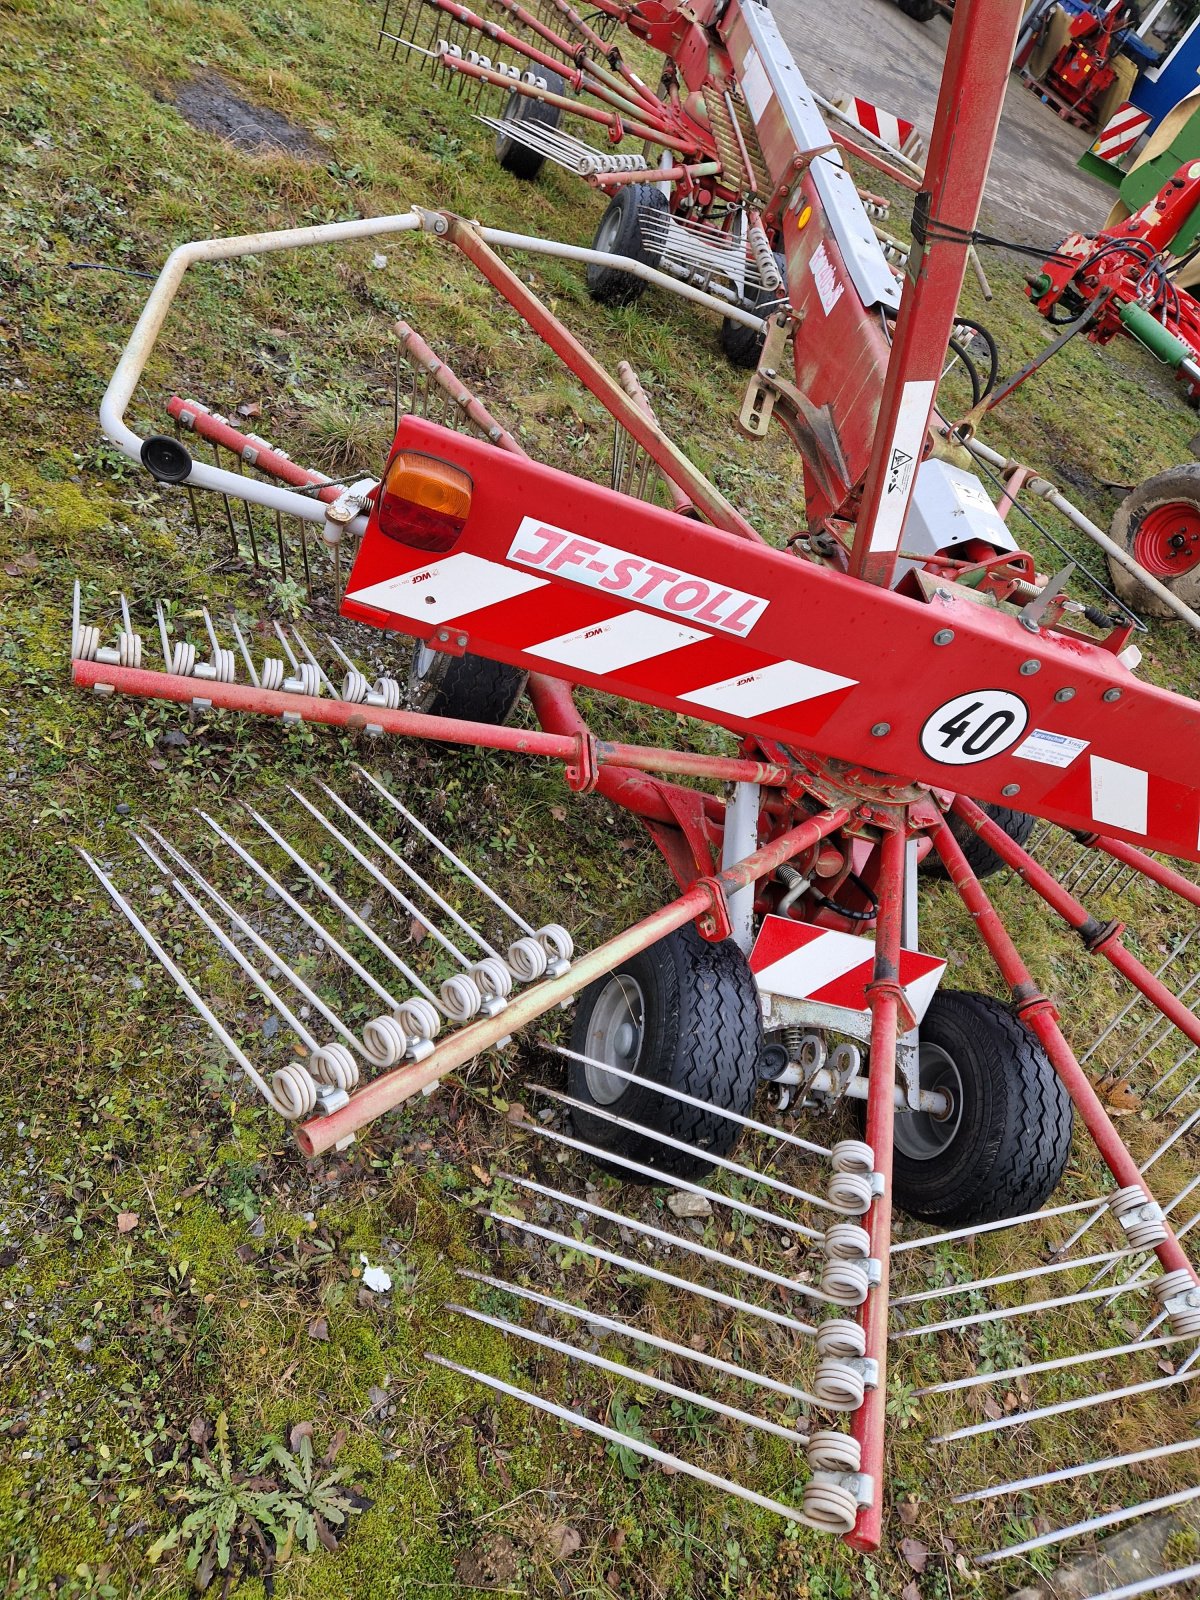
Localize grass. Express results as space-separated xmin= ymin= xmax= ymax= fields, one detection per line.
xmin=1 ymin=0 xmax=1199 ymax=1595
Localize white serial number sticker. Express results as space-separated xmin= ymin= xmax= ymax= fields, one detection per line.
xmin=1013 ymin=728 xmax=1089 ymax=769
xmin=507 ymin=518 xmax=768 ymax=637
xmin=919 ymin=689 xmax=1029 ymax=767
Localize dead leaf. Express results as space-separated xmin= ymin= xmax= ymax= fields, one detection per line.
xmin=307 ymin=1316 xmax=329 ymax=1342
xmin=409 ymin=917 xmax=428 ymax=944
xmin=116 ymin=1211 xmax=139 ymax=1233
xmin=981 ymin=1394 xmax=1003 ymax=1421
xmin=4 ymin=551 xmax=38 ymax=577
xmin=546 ymin=1523 xmax=581 ymax=1560
xmin=289 ymin=1421 xmax=314 ymax=1451
xmin=505 ymin=1101 xmax=527 ymax=1125
xmin=188 ymin=1416 xmax=211 ymax=1446
xmin=897 ymin=1497 xmax=920 ymax=1527
xmin=470 ymin=1164 xmax=491 ymax=1186
xmin=901 ymin=1584 xmax=922 ymax=1600
xmin=236 ymin=400 xmax=262 ymax=418
xmin=899 ymin=1537 xmax=929 ymax=1574
xmin=1158 ymin=1358 xmax=1176 ymax=1376
xmin=550 ymin=806 xmax=567 ymax=823
xmin=606 ymin=1528 xmax=627 ymax=1553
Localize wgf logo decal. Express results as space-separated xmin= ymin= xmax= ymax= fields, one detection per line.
xmin=506 ymin=518 xmax=769 ymax=637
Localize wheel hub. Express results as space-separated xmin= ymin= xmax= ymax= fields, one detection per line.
xmin=1132 ymin=502 xmax=1200 ymax=579
xmin=582 ymin=973 xmax=646 ymax=1104
xmin=894 ymin=1040 xmax=965 ymax=1161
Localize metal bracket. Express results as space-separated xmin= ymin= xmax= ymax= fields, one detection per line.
xmin=846 ymin=1357 xmax=880 ymax=1391
xmin=810 ymin=1468 xmax=875 ymax=1509
xmin=738 ymin=313 xmax=791 ymax=438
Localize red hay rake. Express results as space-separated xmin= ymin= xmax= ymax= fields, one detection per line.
xmin=69 ymin=0 xmax=1200 ymax=1584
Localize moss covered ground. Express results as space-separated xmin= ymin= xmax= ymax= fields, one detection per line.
xmin=1 ymin=0 xmax=1199 ymax=1595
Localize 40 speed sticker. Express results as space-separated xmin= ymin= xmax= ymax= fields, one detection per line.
xmin=919 ymin=689 xmax=1029 ymax=767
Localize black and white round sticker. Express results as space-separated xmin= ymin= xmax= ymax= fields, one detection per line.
xmin=919 ymin=689 xmax=1029 ymax=767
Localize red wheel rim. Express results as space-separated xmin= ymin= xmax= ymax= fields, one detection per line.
xmin=1132 ymin=502 xmax=1200 ymax=579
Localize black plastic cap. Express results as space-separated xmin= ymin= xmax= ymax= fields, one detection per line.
xmin=140 ymin=434 xmax=193 ymax=484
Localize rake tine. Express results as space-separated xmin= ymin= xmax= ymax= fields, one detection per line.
xmin=291 ymin=627 xmax=341 ymax=699
xmin=144 ymin=826 xmax=369 ymax=1054
xmin=930 ymin=1365 xmax=1199 ymax=1444
xmin=894 ymin=1279 xmax=1159 ymax=1340
xmin=316 ymin=782 xmax=507 ymax=963
xmin=76 ymin=848 xmax=287 ymax=1114
xmin=912 ymin=1329 xmax=1191 ymax=1397
xmin=954 ymin=1434 xmax=1200 ymax=1505
xmin=275 ymin=508 xmax=287 ymax=579
xmin=131 ymin=832 xmax=323 ymax=1058
xmin=501 ymin=1171 xmax=839 ymax=1304
xmin=549 ymin=1045 xmax=832 ymax=1157
xmin=526 ymin=1081 xmax=839 ymax=1213
xmin=889 ymin=1193 xmax=1110 ymax=1253
xmin=228 ymin=616 xmax=261 ymax=688
xmin=298 ymin=516 xmax=312 ymax=598
xmin=456 ymin=1269 xmax=819 ymax=1404
xmin=243 ymin=805 xmax=440 ymax=1008
xmin=485 ymin=1208 xmax=817 ymax=1334
xmin=1086 ymin=1563 xmax=1200 ymax=1600
xmin=510 ymin=1114 xmax=821 ymax=1237
xmin=446 ymin=1301 xmax=812 ymax=1444
xmin=197 ymin=810 xmax=402 ymax=1014
xmin=974 ymin=1484 xmax=1200 ymax=1565
xmin=185 ymin=484 xmax=205 ymax=541
xmin=273 ymin=621 xmax=301 ymax=672
xmin=892 ymin=1244 xmax=1146 ymax=1307
xmin=424 ymin=1354 xmax=809 ymax=1522
xmin=292 ymin=786 xmax=480 ymax=968
xmin=357 ymin=767 xmax=541 ymax=938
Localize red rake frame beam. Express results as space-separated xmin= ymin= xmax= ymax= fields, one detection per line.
xmin=343 ymin=414 xmax=1200 ymax=865
xmin=69 ymin=656 xmax=791 ymax=791
xmin=852 ymin=0 xmax=1027 ymax=586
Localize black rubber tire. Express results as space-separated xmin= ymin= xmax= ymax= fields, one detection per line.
xmin=898 ymin=0 xmax=938 ymax=18
xmin=494 ymin=69 xmax=564 ymax=180
xmin=566 ymin=924 xmax=763 ymax=1182
xmin=586 ymin=184 xmax=669 ymax=307
xmin=922 ymin=802 xmax=1034 ymax=881
xmin=406 ymin=645 xmax=528 ymax=725
xmin=1109 ymin=464 xmax=1200 ymax=621
xmin=720 ymin=250 xmax=787 ymax=370
xmin=891 ymin=990 xmax=1073 ymax=1226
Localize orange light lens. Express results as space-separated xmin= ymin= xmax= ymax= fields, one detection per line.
xmin=377 ymin=451 xmax=473 ymax=551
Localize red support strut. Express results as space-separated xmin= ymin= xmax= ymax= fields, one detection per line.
xmin=846 ymin=821 xmax=907 ymax=1553
xmin=932 ymin=815 xmax=1199 ymax=1287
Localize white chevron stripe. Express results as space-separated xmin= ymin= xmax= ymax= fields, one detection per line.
xmin=680 ymin=658 xmax=857 ymax=717
xmin=755 ymin=933 xmax=873 ymax=1001
xmin=527 ymin=611 xmax=707 ymax=673
xmin=347 ymin=553 xmax=545 ymax=624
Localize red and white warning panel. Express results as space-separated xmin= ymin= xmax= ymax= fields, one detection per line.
xmin=834 ymin=94 xmax=923 ymax=160
xmin=749 ymin=917 xmax=945 ymax=1020
xmin=343 ymin=417 xmax=1200 ymax=863
xmin=1090 ymin=102 xmax=1152 ymax=165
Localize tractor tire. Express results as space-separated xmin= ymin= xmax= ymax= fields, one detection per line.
xmin=890 ymin=990 xmax=1073 ymax=1226
xmin=898 ymin=0 xmax=938 ymax=19
xmin=565 ymin=924 xmax=763 ymax=1182
xmin=586 ymin=184 xmax=669 ymax=307
xmin=1109 ymin=464 xmax=1200 ymax=620
xmin=922 ymin=802 xmax=1034 ymax=882
xmin=406 ymin=643 xmax=528 ymax=725
xmin=720 ymin=251 xmax=788 ymax=369
xmin=494 ymin=69 xmax=565 ymax=180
